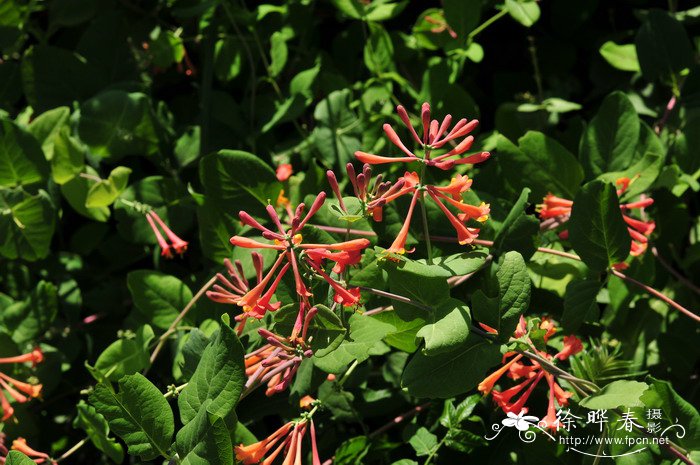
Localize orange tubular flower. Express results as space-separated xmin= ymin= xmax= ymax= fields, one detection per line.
xmin=10 ymin=438 xmax=54 ymax=464
xmin=276 ymin=164 xmax=293 ymax=182
xmin=0 ymin=348 xmax=44 ymax=421
xmin=234 ymin=418 xmax=321 ymax=465
xmin=145 ymin=210 xmax=188 ymax=258
xmin=478 ymin=317 xmax=583 ymax=431
xmin=229 ymin=193 xmax=369 ymax=333
xmin=538 ymin=178 xmax=655 ymax=263
xmin=355 ymin=102 xmax=490 ymax=170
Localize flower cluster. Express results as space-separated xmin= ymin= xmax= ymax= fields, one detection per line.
xmin=538 ymin=177 xmax=655 ymax=264
xmin=145 ymin=210 xmax=189 ymax=258
xmin=478 ymin=317 xmax=583 ymax=430
xmin=235 ymin=417 xmax=321 ymax=465
xmin=347 ymin=103 xmax=492 ymax=253
xmin=0 ymin=348 xmax=44 ymax=421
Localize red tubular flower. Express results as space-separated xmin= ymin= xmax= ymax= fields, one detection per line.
xmin=387 ymin=190 xmax=421 ymax=254
xmin=354 ymin=102 xmax=490 ymax=170
xmin=423 ymin=11 xmax=458 ymax=38
xmin=234 ymin=418 xmax=321 ymax=465
xmin=229 ymin=193 xmax=370 ymax=334
xmin=479 ymin=318 xmax=583 ymax=429
xmin=276 ymin=164 xmax=293 ymax=182
xmin=328 ymin=163 xmax=409 ymax=222
xmin=145 ymin=211 xmax=188 ymax=258
xmin=538 ymin=177 xmax=655 ymax=262
xmin=0 ymin=349 xmax=43 ymax=367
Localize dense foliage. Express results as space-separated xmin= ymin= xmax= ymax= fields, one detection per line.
xmin=0 ymin=0 xmax=699 ymax=464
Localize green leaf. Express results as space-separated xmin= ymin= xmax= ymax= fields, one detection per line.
xmin=579 ymin=91 xmax=640 ymax=179
xmin=383 ymin=258 xmax=453 ymax=319
xmin=473 ymin=251 xmax=531 ymax=340
xmin=402 ymin=335 xmax=502 ymax=398
xmin=175 ymin=409 xmax=233 ymax=465
xmin=85 ymin=166 xmax=132 ymax=208
xmin=94 ymin=325 xmax=155 ymax=381
xmin=562 ymin=279 xmax=601 ymax=332
xmin=579 ymin=380 xmax=649 ymax=409
xmin=90 ymin=373 xmax=174 ymax=461
xmin=269 ymin=31 xmax=288 ymax=77
xmin=178 ymin=320 xmax=246 ymax=424
xmin=0 ymin=118 xmax=48 ymax=188
xmin=78 ymin=90 xmax=162 ymax=160
xmin=364 ymin=1 xmax=407 ymax=21
xmin=568 ymin=180 xmax=630 ymax=271
xmin=505 ymin=0 xmax=540 ymax=27
xmin=372 ymin=310 xmax=424 ymax=353
xmin=127 ymin=270 xmax=193 ymax=330
xmin=1 ymin=280 xmax=57 ymax=343
xmin=73 ymin=400 xmax=125 ymax=463
xmin=0 ymin=188 xmax=56 ymax=260
xmin=506 ymin=131 xmax=584 ymax=200
xmin=635 ymin=9 xmax=693 ymax=83
xmin=60 ymin=167 xmax=111 ymax=222
xmin=5 ymin=451 xmax=36 ymax=465
xmin=493 ymin=187 xmax=540 ymax=259
xmin=27 ymin=106 xmax=71 ymax=160
xmin=364 ymin=23 xmax=394 ymax=74
xmin=443 ymin=0 xmax=481 ymax=38
xmin=409 ymin=427 xmax=438 ymax=456
xmin=313 ymin=313 xmax=393 ymax=373
xmin=199 ymin=149 xmax=281 ymax=217
xmin=417 ymin=298 xmax=471 ymax=356
xmin=599 ymin=41 xmax=640 ymax=72
xmin=50 ymin=127 xmax=85 ymax=184
xmin=312 ymin=89 xmax=361 ymax=168
xmin=641 ymin=376 xmax=700 ymax=450
xmin=329 ymin=0 xmax=364 ymax=19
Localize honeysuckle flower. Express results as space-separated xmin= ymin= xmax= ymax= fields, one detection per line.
xmin=206 ymin=254 xmax=288 ymax=333
xmin=385 ymin=171 xmax=489 ymax=253
xmin=478 ymin=318 xmax=583 ymax=431
xmin=355 ymin=102 xmax=490 ymax=170
xmin=299 ymin=395 xmax=316 ymax=409
xmin=276 ymin=164 xmax=293 ymax=182
xmin=537 ymin=177 xmax=655 ymax=261
xmin=0 ymin=348 xmax=44 ymax=421
xmin=145 ymin=210 xmax=188 ymax=258
xmin=244 ymin=311 xmax=317 ymax=396
xmin=230 ymin=194 xmax=369 ymax=330
xmin=9 ymin=438 xmax=55 ymax=465
xmin=423 ymin=11 xmax=458 ymax=39
xmin=234 ymin=418 xmax=321 ymax=465
xmin=327 ymin=164 xmax=407 ymax=222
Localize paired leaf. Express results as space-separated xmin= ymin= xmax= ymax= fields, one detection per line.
xmin=90 ymin=373 xmax=174 ymax=461
xmin=568 ymin=180 xmax=630 ymax=271
xmin=178 ymin=320 xmax=246 ymax=424
xmin=127 ymin=270 xmax=193 ymax=330
xmin=74 ymin=400 xmax=125 ymax=463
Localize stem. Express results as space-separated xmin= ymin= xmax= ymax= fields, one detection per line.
xmin=423 ymin=435 xmax=447 ymax=465
xmin=148 ymin=275 xmax=218 ymax=367
xmin=360 ymin=286 xmax=432 ymax=312
xmin=610 ymin=269 xmax=700 ymax=323
xmin=419 ymin=193 xmax=433 ymax=265
xmin=368 ymin=402 xmax=432 ymax=438
xmin=163 ymin=383 xmax=188 ymax=399
xmin=651 ymin=246 xmax=700 ymax=296
xmin=337 ymin=359 xmax=359 ymax=387
xmin=468 ymin=8 xmax=508 ymax=40
xmin=56 ymin=438 xmax=88 ymax=462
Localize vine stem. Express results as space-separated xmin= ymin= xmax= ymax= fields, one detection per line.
xmin=148 ymin=275 xmax=218 ymax=367
xmin=56 ymin=438 xmax=88 ymax=462
xmin=368 ymin=402 xmax=432 ymax=438
xmin=651 ymin=246 xmax=700 ymax=296
xmin=419 ymin=193 xmax=433 ymax=265
xmin=359 ymin=286 xmax=432 ymax=312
